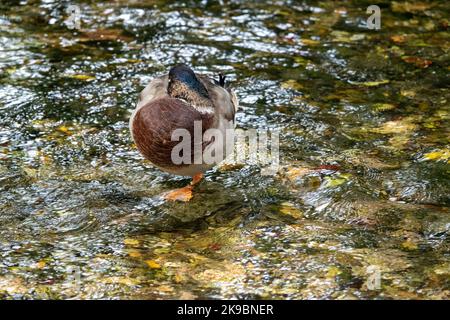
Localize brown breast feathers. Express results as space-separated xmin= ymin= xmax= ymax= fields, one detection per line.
xmin=132 ymin=97 xmax=214 ymax=169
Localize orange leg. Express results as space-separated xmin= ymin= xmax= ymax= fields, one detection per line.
xmin=190 ymin=173 xmax=203 ymax=186
xmin=164 ymin=173 xmax=204 ymax=202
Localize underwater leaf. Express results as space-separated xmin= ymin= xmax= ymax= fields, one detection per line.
xmin=325 ymin=173 xmax=351 ymax=187
xmin=24 ymin=167 xmax=37 ymax=178
xmin=326 ymin=266 xmax=342 ymax=278
xmin=389 ymin=45 xmax=405 ymax=56
xmin=279 ymin=202 xmax=303 ymax=219
xmin=154 ymin=247 xmax=171 ymax=255
xmin=218 ymin=162 xmax=245 ymax=172
xmin=331 ymin=30 xmax=351 ymax=42
xmin=388 ymin=134 xmax=411 ymax=149
xmin=422 ymin=149 xmax=450 ymax=161
xmin=390 ymin=35 xmax=406 ymax=43
xmin=178 ymin=291 xmax=197 ymax=299
xmin=372 ymin=118 xmax=417 ymax=134
xmin=65 ymin=74 xmax=96 ymax=81
xmin=300 ymin=39 xmax=319 ymax=46
xmin=325 ymin=177 xmax=346 ymax=187
xmin=281 ymin=79 xmax=304 ymax=90
xmin=423 ymin=121 xmax=437 ymax=129
xmin=424 ymin=21 xmax=435 ymax=31
xmin=400 ymin=89 xmax=416 ymax=98
xmin=330 ymin=31 xmax=364 ymax=43
xmin=194 ymin=263 xmax=245 ymax=284
xmin=401 ymin=240 xmax=418 ymax=251
xmin=0 ymin=276 xmax=29 ymax=295
xmin=372 ymin=103 xmax=396 ymax=112
xmin=392 ymin=2 xmax=433 ymax=13
xmin=314 ymin=165 xmax=340 ymax=172
xmin=124 ymin=238 xmax=140 ymax=246
xmin=350 ymin=34 xmax=365 ymax=41
xmin=401 ymin=56 xmax=432 ymax=68
xmin=284 ymin=167 xmax=311 ymax=182
xmin=101 ymin=277 xmax=140 ymax=286
xmin=155 ymin=285 xmax=174 ymax=292
xmin=330 ymin=31 xmax=351 ymax=42
xmin=334 ymin=7 xmax=347 ymax=15
xmin=6 ymin=67 xmax=17 ymax=75
xmin=56 ymin=125 xmax=72 ymax=135
xmin=127 ymin=249 xmax=142 ymax=258
xmin=433 ymin=264 xmax=450 ymax=276
xmin=79 ymin=29 xmax=133 ymax=42
xmin=34 ymin=260 xmax=46 ymax=269
xmin=208 ymin=243 xmax=221 ymax=251
xmin=174 ymin=273 xmax=184 ymax=283
xmin=352 ymin=80 xmax=390 ymax=87
xmin=145 ymin=260 xmax=162 ymax=269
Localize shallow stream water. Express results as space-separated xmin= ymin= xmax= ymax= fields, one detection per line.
xmin=0 ymin=0 xmax=449 ymax=299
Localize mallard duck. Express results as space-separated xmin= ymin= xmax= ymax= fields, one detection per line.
xmin=130 ymin=64 xmax=238 ymax=201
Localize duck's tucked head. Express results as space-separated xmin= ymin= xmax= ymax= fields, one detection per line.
xmin=168 ymin=64 xmax=211 ymax=107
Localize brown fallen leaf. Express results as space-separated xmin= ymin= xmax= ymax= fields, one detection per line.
xmin=208 ymin=243 xmax=221 ymax=251
xmin=284 ymin=167 xmax=312 ymax=181
xmin=402 ymin=56 xmax=432 ymax=68
xmin=390 ymin=35 xmax=406 ymax=43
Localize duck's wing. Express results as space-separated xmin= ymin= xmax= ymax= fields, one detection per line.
xmin=198 ymin=75 xmax=238 ymax=123
xmin=136 ymin=75 xmax=169 ymax=109
xmin=132 ymin=97 xmax=215 ymax=169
